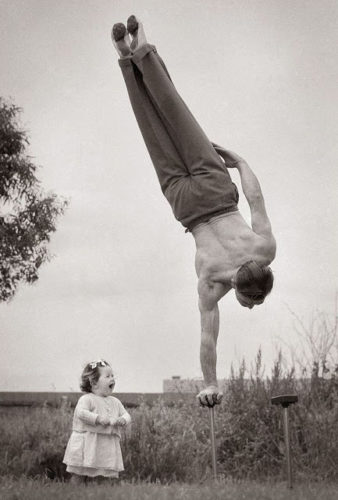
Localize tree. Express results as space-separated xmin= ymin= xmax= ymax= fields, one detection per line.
xmin=0 ymin=97 xmax=68 ymax=301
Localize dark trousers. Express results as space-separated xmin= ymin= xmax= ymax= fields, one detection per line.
xmin=118 ymin=44 xmax=238 ymax=231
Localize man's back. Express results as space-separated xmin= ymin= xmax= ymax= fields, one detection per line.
xmin=193 ymin=211 xmax=275 ymax=299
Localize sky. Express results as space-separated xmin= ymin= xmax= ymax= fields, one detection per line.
xmin=0 ymin=0 xmax=337 ymax=393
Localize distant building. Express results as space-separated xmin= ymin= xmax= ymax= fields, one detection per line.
xmin=163 ymin=376 xmax=229 ymax=393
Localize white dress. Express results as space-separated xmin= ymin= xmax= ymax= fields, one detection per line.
xmin=63 ymin=393 xmax=131 ymax=477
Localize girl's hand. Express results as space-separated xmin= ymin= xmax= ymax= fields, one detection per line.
xmin=115 ymin=417 xmax=127 ymax=427
xmin=97 ymin=415 xmax=110 ymax=426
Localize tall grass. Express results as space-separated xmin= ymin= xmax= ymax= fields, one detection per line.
xmin=1 ymin=347 xmax=337 ymax=483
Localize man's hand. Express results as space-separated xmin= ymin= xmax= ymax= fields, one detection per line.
xmin=212 ymin=143 xmax=246 ymax=168
xmin=197 ymin=385 xmax=223 ymax=407
xmin=96 ymin=415 xmax=110 ymax=426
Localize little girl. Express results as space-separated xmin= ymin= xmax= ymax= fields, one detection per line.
xmin=63 ymin=359 xmax=131 ymax=482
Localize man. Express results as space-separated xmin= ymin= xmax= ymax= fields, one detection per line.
xmin=112 ymin=17 xmax=276 ymax=407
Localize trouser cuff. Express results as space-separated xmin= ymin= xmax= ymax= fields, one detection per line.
xmin=118 ymin=44 xmax=157 ymax=67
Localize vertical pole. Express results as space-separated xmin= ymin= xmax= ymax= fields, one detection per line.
xmin=209 ymin=406 xmax=217 ymax=480
xmin=283 ymin=406 xmax=293 ymax=489
xmin=271 ymin=394 xmax=298 ymax=488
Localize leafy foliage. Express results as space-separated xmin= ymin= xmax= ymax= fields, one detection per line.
xmin=0 ymin=98 xmax=67 ymax=301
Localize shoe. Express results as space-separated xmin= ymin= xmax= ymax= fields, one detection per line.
xmin=111 ymin=23 xmax=131 ymax=57
xmin=127 ymin=15 xmax=138 ymax=35
xmin=112 ymin=23 xmax=127 ymax=42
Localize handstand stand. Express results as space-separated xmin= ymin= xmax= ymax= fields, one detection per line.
xmin=111 ymin=17 xmax=276 ymax=407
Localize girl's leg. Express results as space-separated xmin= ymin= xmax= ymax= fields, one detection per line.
xmin=119 ymin=55 xmax=189 ymax=195
xmin=70 ymin=474 xmax=86 ymax=485
xmin=88 ymin=475 xmax=119 ymax=485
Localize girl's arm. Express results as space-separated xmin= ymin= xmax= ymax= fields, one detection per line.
xmin=75 ymin=395 xmax=109 ymax=426
xmin=112 ymin=400 xmax=131 ymax=427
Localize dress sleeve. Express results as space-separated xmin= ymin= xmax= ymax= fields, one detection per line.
xmin=75 ymin=395 xmax=99 ymax=426
xmin=117 ymin=399 xmax=131 ymax=424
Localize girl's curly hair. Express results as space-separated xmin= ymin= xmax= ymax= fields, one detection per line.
xmin=80 ymin=359 xmax=110 ymax=393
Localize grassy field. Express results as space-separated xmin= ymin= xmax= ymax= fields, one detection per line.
xmin=1 ymin=347 xmax=337 ymax=498
xmin=1 ymin=371 xmax=338 ymax=484
xmin=1 ymin=476 xmax=337 ymax=500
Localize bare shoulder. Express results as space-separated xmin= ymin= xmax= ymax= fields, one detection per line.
xmin=268 ymin=233 xmax=277 ymax=260
xmin=256 ymin=232 xmax=276 ymax=265
xmin=198 ymin=275 xmax=231 ymax=311
xmin=263 ymin=231 xmax=276 ymax=259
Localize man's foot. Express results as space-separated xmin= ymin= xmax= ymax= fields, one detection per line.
xmin=197 ymin=386 xmax=223 ymax=408
xmin=127 ymin=15 xmax=147 ymax=52
xmin=111 ymin=23 xmax=131 ymax=57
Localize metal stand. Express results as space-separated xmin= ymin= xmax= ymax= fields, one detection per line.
xmin=209 ymin=406 xmax=217 ymax=480
xmin=271 ymin=394 xmax=298 ymax=488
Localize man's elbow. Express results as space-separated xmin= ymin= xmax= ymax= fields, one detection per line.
xmin=248 ymin=191 xmax=265 ymax=208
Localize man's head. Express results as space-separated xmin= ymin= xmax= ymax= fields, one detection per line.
xmin=233 ymin=260 xmax=274 ymax=309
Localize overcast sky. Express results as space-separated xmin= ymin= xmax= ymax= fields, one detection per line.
xmin=1 ymin=0 xmax=337 ymax=393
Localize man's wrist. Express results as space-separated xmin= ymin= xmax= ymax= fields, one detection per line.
xmin=205 ymin=383 xmax=218 ymax=390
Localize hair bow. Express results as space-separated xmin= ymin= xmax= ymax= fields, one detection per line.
xmin=89 ymin=360 xmax=107 ymax=369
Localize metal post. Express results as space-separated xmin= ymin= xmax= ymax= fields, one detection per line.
xmin=271 ymin=394 xmax=298 ymax=489
xmin=209 ymin=406 xmax=217 ymax=480
xmin=283 ymin=406 xmax=293 ymax=488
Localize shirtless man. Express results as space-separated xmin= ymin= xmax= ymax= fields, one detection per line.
xmin=112 ymin=17 xmax=276 ymax=407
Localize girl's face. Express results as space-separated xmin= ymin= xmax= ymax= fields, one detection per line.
xmin=92 ymin=366 xmax=115 ymax=397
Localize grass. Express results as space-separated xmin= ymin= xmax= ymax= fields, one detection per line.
xmin=0 ymin=476 xmax=337 ymax=500
xmin=1 ymin=343 xmax=338 ymax=490
xmin=1 ymin=370 xmax=338 ymax=483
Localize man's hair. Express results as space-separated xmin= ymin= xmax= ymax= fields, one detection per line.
xmin=235 ymin=261 xmax=274 ymax=300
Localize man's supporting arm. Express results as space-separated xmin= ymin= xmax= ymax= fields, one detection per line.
xmin=199 ymin=301 xmax=219 ymax=388
xmin=197 ymin=282 xmax=223 ymax=406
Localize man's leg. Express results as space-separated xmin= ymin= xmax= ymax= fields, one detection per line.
xmin=131 ymin=42 xmax=239 ymax=226
xmin=113 ymin=19 xmax=238 ymax=229
xmin=118 ymin=56 xmax=188 ymax=195
xmin=128 ymin=39 xmax=227 ymax=180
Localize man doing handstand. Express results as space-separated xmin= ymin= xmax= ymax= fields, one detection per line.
xmin=111 ymin=16 xmax=276 ymax=407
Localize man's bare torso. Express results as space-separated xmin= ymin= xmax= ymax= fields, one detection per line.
xmin=192 ymin=211 xmax=275 ymax=303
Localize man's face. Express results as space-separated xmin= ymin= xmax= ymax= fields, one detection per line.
xmin=235 ymin=290 xmax=264 ymax=309
xmin=92 ymin=366 xmax=115 ymax=397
